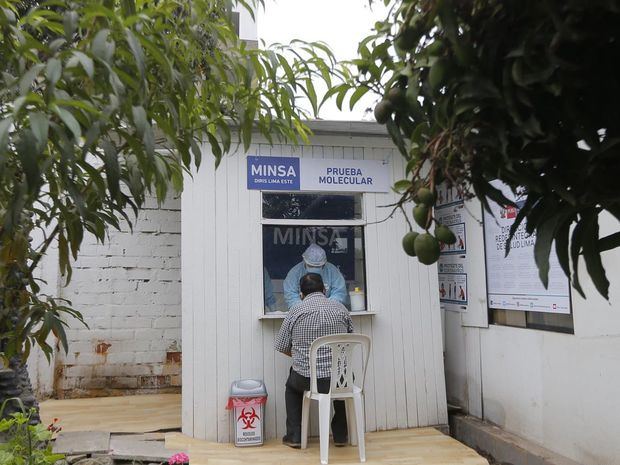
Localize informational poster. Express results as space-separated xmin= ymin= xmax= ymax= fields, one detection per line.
xmin=247 ymin=156 xmax=390 ymax=193
xmin=435 ymin=202 xmax=466 ymax=255
xmin=482 ymin=180 xmax=571 ymax=314
xmin=438 ymin=261 xmax=468 ymax=305
xmin=436 ymin=183 xmax=464 ymax=208
xmin=436 ymin=184 xmax=468 ymax=312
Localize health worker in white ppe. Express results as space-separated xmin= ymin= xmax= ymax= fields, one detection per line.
xmin=283 ymin=243 xmax=348 ymax=309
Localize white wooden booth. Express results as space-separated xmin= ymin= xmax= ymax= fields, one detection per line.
xmin=181 ymin=121 xmax=448 ymax=442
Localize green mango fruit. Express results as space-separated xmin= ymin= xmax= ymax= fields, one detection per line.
xmin=414 ymin=233 xmax=441 ymax=265
xmin=417 ymin=187 xmax=435 ymax=206
xmin=386 ymin=86 xmax=407 ymax=108
xmin=402 ymin=231 xmax=419 ymax=256
xmin=413 ymin=204 xmax=430 ymax=229
xmin=374 ymin=99 xmax=394 ymax=124
xmin=435 ymin=224 xmax=457 ymax=245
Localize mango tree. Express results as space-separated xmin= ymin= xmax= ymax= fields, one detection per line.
xmin=335 ymin=0 xmax=620 ymax=299
xmin=0 ymin=0 xmax=340 ymax=416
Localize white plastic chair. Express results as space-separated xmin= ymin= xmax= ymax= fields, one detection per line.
xmin=301 ymin=333 xmax=371 ymax=464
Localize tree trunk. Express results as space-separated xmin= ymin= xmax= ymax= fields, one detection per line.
xmin=0 ymin=356 xmax=40 ymax=423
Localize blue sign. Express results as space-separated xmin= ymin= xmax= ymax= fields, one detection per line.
xmin=247 ymin=156 xmax=300 ymax=191
xmin=247 ymin=155 xmax=390 ymax=193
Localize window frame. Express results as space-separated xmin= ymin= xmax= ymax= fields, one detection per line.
xmin=260 ymin=191 xmax=369 ymax=316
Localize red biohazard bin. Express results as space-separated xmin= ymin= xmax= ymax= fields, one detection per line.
xmin=226 ymin=379 xmax=268 ymax=447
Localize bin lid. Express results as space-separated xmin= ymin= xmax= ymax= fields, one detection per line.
xmin=230 ymin=379 xmax=267 ymax=397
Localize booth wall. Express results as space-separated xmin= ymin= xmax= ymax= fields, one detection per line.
xmin=443 ymin=211 xmax=620 ymax=465
xmin=182 ymin=135 xmax=448 ymax=442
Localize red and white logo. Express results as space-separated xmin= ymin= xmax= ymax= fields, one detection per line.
xmin=237 ymin=407 xmax=260 ymax=430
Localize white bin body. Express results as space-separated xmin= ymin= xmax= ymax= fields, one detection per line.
xmin=233 ymin=404 xmax=265 ymax=446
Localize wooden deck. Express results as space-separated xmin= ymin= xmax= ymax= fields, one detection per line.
xmin=166 ymin=428 xmax=488 ymax=465
xmin=40 ymin=393 xmax=181 ymax=433
xmin=41 ymin=394 xmax=487 ymax=464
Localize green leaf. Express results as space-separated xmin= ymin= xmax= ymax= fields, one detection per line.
xmin=305 ymin=78 xmax=318 ymax=116
xmin=505 ymin=195 xmax=535 ymax=256
xmin=0 ymin=117 xmax=13 ymax=157
xmin=29 ymin=112 xmax=49 ymax=151
xmin=555 ymin=221 xmax=571 ymax=279
xmin=121 ymin=0 xmax=136 ymax=16
xmin=132 ymin=105 xmax=147 ymax=136
xmin=570 ymin=219 xmax=586 ymax=298
xmin=581 ymin=214 xmax=610 ymax=299
xmin=63 ymin=10 xmax=78 ymax=40
xmin=20 ymin=64 xmax=45 ymax=95
xmin=428 ymin=58 xmax=448 ymax=92
xmin=597 ymin=232 xmax=620 ymax=253
xmin=336 ymin=86 xmax=349 ymax=111
xmin=126 ymin=28 xmax=146 ymax=79
xmin=91 ymin=29 xmax=114 ymax=62
xmin=393 ymin=179 xmax=412 ymax=193
xmin=101 ymin=140 xmax=120 ymax=199
xmin=277 ymin=54 xmax=296 ymax=86
xmin=45 ymin=59 xmax=62 ymax=86
xmin=190 ymin=138 xmax=202 ymax=170
xmin=386 ymin=118 xmax=407 ymax=158
xmin=53 ymin=106 xmax=82 ymax=141
xmin=16 ymin=130 xmax=40 ymax=188
xmin=58 ymin=230 xmax=72 ymax=284
xmin=73 ymin=51 xmax=94 ymax=79
xmin=207 ymin=132 xmax=222 ymax=163
xmin=534 ymin=215 xmax=561 ymax=288
xmin=349 ymin=86 xmax=369 ymax=111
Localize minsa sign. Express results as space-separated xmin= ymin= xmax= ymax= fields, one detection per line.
xmin=246 ymin=156 xmax=390 ymax=193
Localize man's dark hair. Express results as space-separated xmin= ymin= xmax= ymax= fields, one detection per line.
xmin=300 ymin=273 xmax=325 ymax=298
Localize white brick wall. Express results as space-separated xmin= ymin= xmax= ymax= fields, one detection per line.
xmin=54 ymin=195 xmax=182 ymax=398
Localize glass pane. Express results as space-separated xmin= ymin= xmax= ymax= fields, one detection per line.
xmin=526 ymin=311 xmax=574 ymax=334
xmin=262 ymin=225 xmax=366 ymax=313
xmin=262 ymin=193 xmax=362 ymax=220
xmin=490 ymin=308 xmax=574 ymax=334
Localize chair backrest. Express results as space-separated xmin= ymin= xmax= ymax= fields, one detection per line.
xmin=308 ymin=333 xmax=371 ymax=395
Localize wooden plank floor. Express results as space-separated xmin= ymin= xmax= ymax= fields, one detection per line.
xmin=166 ymin=428 xmax=488 ymax=465
xmin=40 ymin=395 xmax=487 ymax=464
xmin=40 ymin=394 xmax=181 ymax=433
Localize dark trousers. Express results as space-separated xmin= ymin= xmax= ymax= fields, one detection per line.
xmin=285 ymin=368 xmax=348 ymax=442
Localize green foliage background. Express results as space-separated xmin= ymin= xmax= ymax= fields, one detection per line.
xmin=336 ymin=0 xmax=620 ymax=298
xmin=0 ymin=0 xmax=340 ymax=361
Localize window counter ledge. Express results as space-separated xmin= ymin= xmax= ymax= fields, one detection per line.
xmin=259 ymin=311 xmax=378 ymax=320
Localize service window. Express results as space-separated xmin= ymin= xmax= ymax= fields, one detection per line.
xmin=261 ymin=193 xmax=367 ymax=314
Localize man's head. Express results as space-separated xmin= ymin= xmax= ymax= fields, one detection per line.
xmin=302 ymin=243 xmax=327 ymax=273
xmin=299 ymin=273 xmax=325 ymax=299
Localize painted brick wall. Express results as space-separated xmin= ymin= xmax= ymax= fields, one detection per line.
xmin=54 ymin=196 xmax=182 ymax=398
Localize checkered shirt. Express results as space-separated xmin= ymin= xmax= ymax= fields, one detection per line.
xmin=275 ymin=292 xmax=354 ymax=378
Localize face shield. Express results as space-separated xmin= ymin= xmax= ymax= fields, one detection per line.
xmin=304 ymin=263 xmax=324 ymax=274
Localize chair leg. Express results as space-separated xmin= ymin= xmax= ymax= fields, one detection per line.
xmin=346 ymin=398 xmax=358 ymax=446
xmin=353 ymin=394 xmax=366 ymax=462
xmin=318 ymin=395 xmax=331 ymax=465
xmin=301 ymin=395 xmax=310 ymax=449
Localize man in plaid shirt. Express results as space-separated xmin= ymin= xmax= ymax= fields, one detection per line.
xmin=275 ymin=273 xmax=354 ymax=448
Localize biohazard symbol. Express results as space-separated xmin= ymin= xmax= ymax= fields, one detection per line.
xmin=237 ymin=407 xmax=260 ymax=430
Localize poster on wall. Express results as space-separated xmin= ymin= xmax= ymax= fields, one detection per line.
xmin=435 ymin=202 xmax=466 ymax=255
xmin=436 ymin=185 xmax=468 ymax=312
xmin=482 ymin=180 xmax=571 ymax=314
xmin=438 ymin=261 xmax=468 ymax=310
xmin=436 ymin=183 xmax=464 ymax=208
